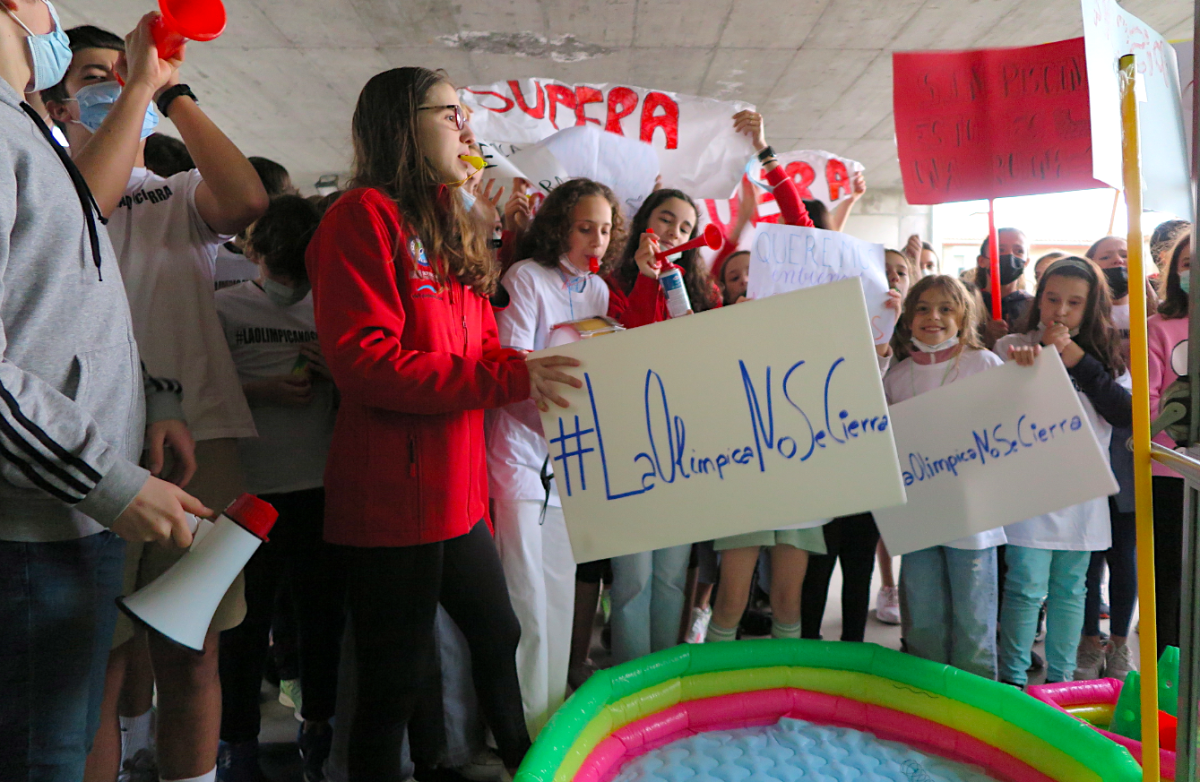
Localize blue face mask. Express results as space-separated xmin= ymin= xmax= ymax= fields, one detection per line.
xmin=1181 ymin=274 xmax=1191 ymax=295
xmin=459 ymin=187 xmax=477 ymax=212
xmin=6 ymin=0 xmax=72 ymax=93
xmin=72 ymin=80 xmax=161 ymax=138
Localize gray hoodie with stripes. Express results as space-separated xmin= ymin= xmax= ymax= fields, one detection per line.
xmin=0 ymin=81 xmax=182 ymax=542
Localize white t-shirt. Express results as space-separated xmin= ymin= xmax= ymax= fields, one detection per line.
xmin=993 ymin=332 xmax=1129 ymax=551
xmin=107 ymin=168 xmax=256 ymax=441
xmin=215 ymin=282 xmax=334 ymax=495
xmin=486 ymin=259 xmax=610 ymax=505
xmin=884 ymin=347 xmax=1008 ymax=550
xmin=214 ymin=241 xmax=259 ymax=287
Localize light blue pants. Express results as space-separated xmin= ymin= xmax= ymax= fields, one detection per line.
xmin=900 ymin=546 xmax=998 ymax=680
xmin=999 ymin=546 xmax=1091 ymax=685
xmin=610 ymin=545 xmax=691 ymax=664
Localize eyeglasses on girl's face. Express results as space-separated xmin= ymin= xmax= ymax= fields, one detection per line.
xmin=417 ymin=104 xmax=465 ymax=131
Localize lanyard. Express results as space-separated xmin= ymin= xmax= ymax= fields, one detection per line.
xmin=20 ymin=102 xmax=107 ymax=280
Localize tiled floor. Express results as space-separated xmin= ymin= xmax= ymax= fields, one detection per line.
xmin=255 ymin=556 xmax=1140 ymax=781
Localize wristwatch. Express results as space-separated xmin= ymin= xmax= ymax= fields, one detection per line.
xmin=157 ymin=84 xmax=198 ymax=119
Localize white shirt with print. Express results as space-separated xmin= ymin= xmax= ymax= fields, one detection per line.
xmin=107 ymin=168 xmax=256 ymax=441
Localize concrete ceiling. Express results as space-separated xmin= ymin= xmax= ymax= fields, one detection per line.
xmin=59 ymin=0 xmax=1195 ymax=194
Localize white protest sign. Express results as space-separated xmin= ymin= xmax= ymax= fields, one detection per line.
xmin=1082 ymin=0 xmax=1192 ymax=217
xmin=476 ymin=141 xmax=537 ymax=196
xmin=507 ymin=144 xmax=571 ymax=195
xmin=1173 ymin=41 xmax=1193 ymax=163
xmin=461 ymin=79 xmax=754 ymax=199
xmin=533 ymin=278 xmax=905 ymax=562
xmin=747 ymin=223 xmax=893 ymax=345
xmin=873 ymin=351 xmax=1118 ymax=556
xmin=537 ymin=126 xmax=661 ymax=215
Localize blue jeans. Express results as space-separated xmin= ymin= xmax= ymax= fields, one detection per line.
xmin=900 ymin=546 xmax=998 ymax=679
xmin=610 ymin=545 xmax=690 ymax=663
xmin=0 ymin=531 xmax=125 ymax=782
xmin=999 ymin=545 xmax=1091 ymax=685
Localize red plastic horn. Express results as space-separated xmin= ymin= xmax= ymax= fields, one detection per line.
xmin=152 ymin=0 xmax=227 ymax=60
xmin=654 ymin=223 xmax=724 ymax=263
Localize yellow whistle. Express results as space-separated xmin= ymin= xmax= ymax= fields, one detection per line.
xmin=459 ymin=155 xmax=486 ymax=171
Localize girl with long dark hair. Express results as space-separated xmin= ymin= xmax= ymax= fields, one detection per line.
xmin=305 ymin=67 xmax=579 ymax=780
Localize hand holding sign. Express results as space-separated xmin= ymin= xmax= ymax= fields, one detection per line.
xmin=534 ymin=278 xmax=904 ymax=562
xmin=874 ymin=350 xmax=1117 ymax=555
xmin=526 ymin=354 xmax=583 ymax=412
xmin=732 ymin=110 xmax=768 ymax=152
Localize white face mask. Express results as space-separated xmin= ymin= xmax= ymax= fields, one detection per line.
xmin=910 ymin=335 xmax=959 ymax=353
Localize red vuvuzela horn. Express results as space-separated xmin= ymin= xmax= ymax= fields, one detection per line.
xmin=151 ymin=0 xmax=227 ymax=60
xmin=654 ymin=223 xmax=723 ymax=263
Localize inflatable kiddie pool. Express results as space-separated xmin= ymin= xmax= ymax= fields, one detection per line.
xmin=517 ymin=641 xmax=1143 ymax=782
xmin=1028 ymin=678 xmax=1178 ymax=780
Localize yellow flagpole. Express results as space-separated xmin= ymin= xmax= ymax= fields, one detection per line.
xmin=1120 ymin=53 xmax=1161 ymax=782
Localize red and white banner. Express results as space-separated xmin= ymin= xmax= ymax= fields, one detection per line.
xmin=460 ymin=79 xmax=755 ymax=200
xmin=700 ymin=150 xmax=865 ymax=267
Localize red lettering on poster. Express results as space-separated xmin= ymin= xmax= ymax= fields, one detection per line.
xmin=893 ymin=37 xmax=1107 ymax=203
xmin=826 ymin=158 xmax=850 ymax=201
xmin=466 ymin=87 xmax=514 ymax=113
xmin=545 ymin=84 xmax=577 ymax=129
xmin=575 ymin=86 xmax=603 ymax=126
xmin=785 ymin=161 xmax=816 ymax=199
xmin=605 ymin=87 xmax=638 ymax=134
xmin=640 ymin=92 xmax=679 ymax=149
xmin=509 ymin=80 xmax=545 ymax=119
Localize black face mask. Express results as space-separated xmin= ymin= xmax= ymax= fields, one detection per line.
xmin=978 ymin=254 xmax=1026 ymax=289
xmin=1103 ymin=266 xmax=1129 ymax=300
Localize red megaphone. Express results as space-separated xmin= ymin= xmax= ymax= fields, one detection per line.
xmin=654 ymin=223 xmax=724 ymax=263
xmin=151 ymin=0 xmax=227 ymax=60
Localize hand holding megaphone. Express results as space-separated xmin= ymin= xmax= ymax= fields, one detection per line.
xmin=111 ymin=476 xmax=212 ymax=548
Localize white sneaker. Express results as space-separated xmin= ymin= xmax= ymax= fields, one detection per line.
xmin=1074 ymin=641 xmax=1107 ymax=681
xmin=686 ymin=606 xmax=712 ymax=644
xmin=1105 ymin=642 xmax=1137 ymax=682
xmin=875 ymin=586 xmax=901 ymax=625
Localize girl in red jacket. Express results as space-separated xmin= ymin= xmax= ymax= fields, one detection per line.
xmin=304 ymin=67 xmax=579 ymax=780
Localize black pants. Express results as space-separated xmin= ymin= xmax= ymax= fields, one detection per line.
xmin=800 ymin=513 xmax=880 ymax=642
xmin=1084 ymin=498 xmax=1138 ymax=638
xmin=219 ymin=487 xmax=346 ymax=742
xmin=1153 ymin=476 xmax=1185 ymax=656
xmin=342 ymin=520 xmax=530 ymax=781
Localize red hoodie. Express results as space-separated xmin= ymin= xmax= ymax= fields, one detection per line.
xmin=306 ymin=188 xmax=531 ymax=547
xmin=610 ymin=167 xmax=814 ymax=326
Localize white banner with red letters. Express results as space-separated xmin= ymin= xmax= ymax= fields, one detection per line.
xmin=461 ymin=79 xmax=755 ymax=200
xmin=702 ymin=149 xmax=864 ymax=235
